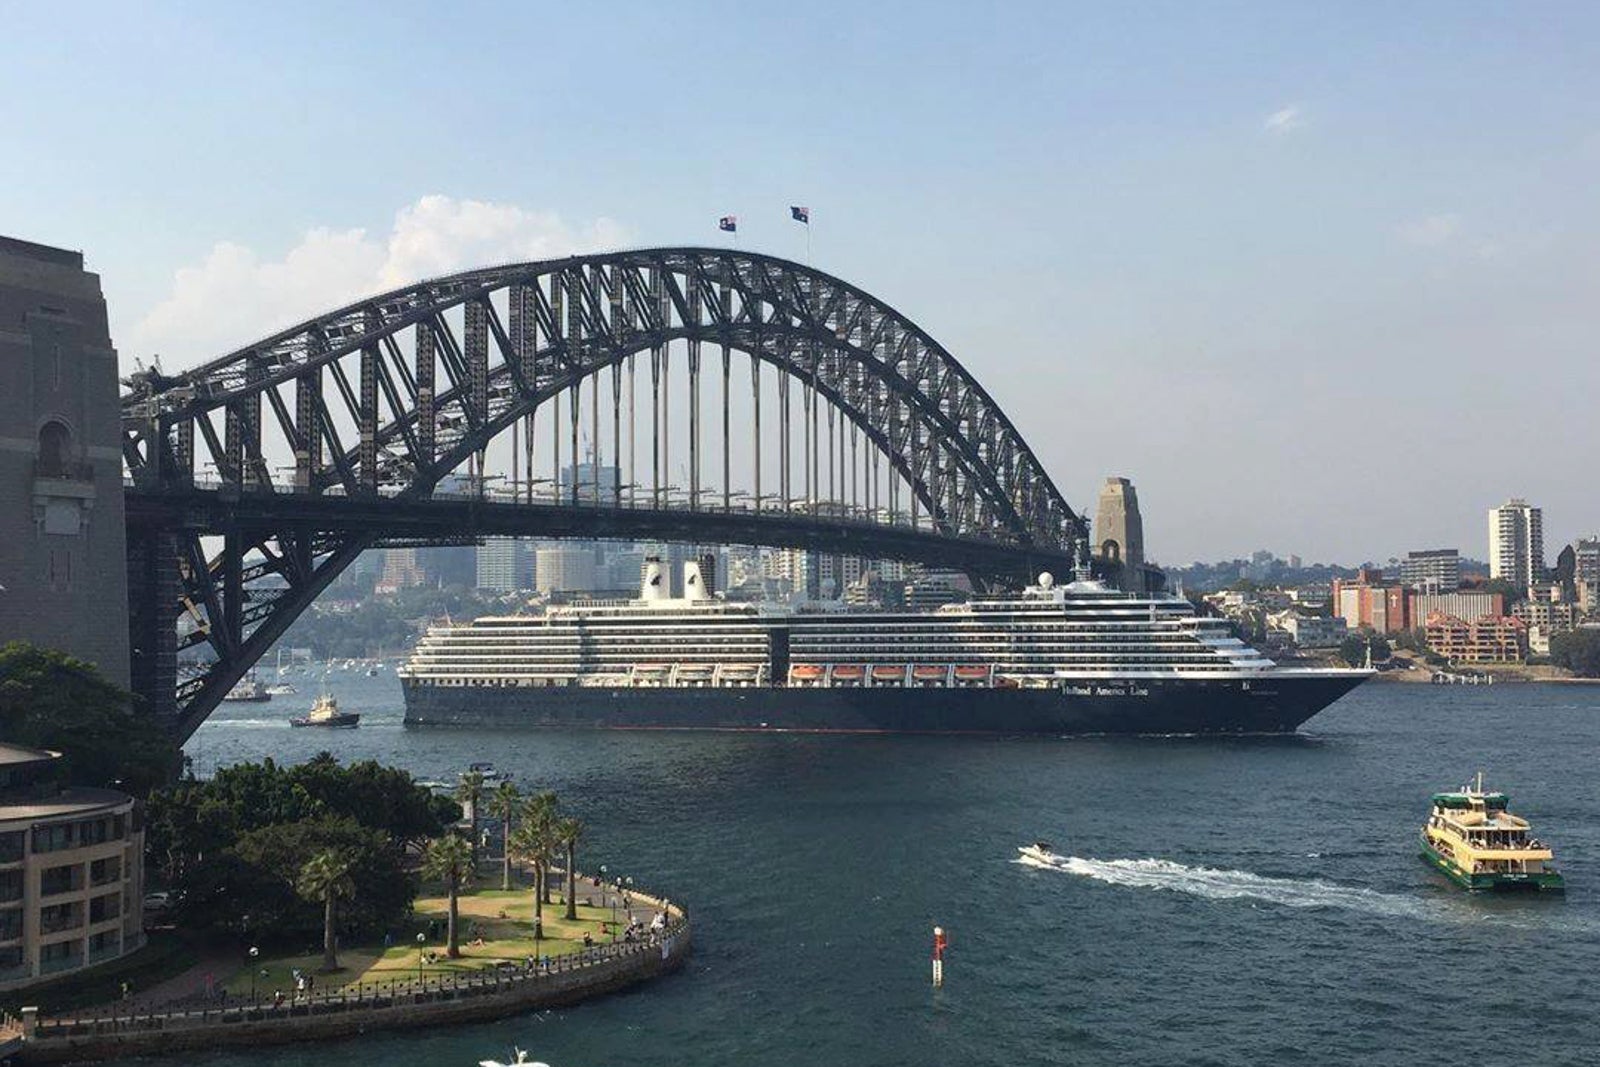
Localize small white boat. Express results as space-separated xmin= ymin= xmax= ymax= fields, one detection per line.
xmin=265 ymin=683 xmax=297 ymax=696
xmin=1017 ymin=840 xmax=1058 ymax=864
xmin=478 ymin=1049 xmax=547 ymax=1067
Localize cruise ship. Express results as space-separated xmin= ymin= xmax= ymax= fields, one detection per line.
xmin=399 ymin=558 xmax=1370 ymax=734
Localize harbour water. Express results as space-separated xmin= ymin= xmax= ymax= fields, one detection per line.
xmin=177 ymin=677 xmax=1599 ymax=1066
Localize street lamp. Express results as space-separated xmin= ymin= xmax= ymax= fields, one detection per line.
xmin=416 ymin=932 xmax=426 ymax=984
xmin=248 ymin=946 xmax=259 ymax=1003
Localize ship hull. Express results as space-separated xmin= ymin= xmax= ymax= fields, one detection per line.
xmin=401 ymin=673 xmax=1365 ymax=735
xmin=1419 ymin=838 xmax=1565 ymax=892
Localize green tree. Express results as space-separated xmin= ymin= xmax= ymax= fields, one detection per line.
xmin=1550 ymin=629 xmax=1600 ymax=677
xmin=1483 ymin=578 xmax=1525 ymax=612
xmin=1338 ymin=634 xmax=1367 ymax=668
xmin=558 ymin=816 xmax=584 ymax=921
xmin=296 ymin=849 xmax=356 ymax=973
xmin=488 ymin=781 xmax=521 ymax=891
xmin=144 ymin=756 xmax=446 ymax=944
xmin=229 ymin=818 xmax=409 ymax=945
xmin=455 ymin=771 xmax=486 ymax=868
xmin=0 ymin=642 xmax=178 ymax=793
xmin=420 ymin=833 xmax=474 ymax=959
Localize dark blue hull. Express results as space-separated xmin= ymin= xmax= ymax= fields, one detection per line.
xmin=401 ymin=673 xmax=1367 ymax=735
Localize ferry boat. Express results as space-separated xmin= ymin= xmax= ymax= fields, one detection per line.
xmin=1420 ymin=774 xmax=1564 ymax=892
xmin=289 ymin=692 xmax=361 ymax=729
xmin=222 ymin=671 xmax=271 ymax=703
xmin=397 ymin=557 xmax=1369 ymax=735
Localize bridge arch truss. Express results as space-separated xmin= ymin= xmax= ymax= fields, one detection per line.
xmin=122 ymin=248 xmax=1087 ymax=738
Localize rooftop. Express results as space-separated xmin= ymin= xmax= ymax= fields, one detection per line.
xmin=0 ymin=742 xmax=59 ymax=767
xmin=0 ymin=787 xmax=132 ymax=822
xmin=0 ymin=235 xmax=83 ymax=269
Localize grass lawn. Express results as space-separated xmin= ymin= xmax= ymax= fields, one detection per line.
xmin=222 ymin=882 xmax=650 ymax=996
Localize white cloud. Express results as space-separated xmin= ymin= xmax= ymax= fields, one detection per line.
xmin=127 ymin=196 xmax=629 ymax=368
xmin=1397 ymin=213 xmax=1462 ymax=247
xmin=1262 ymin=105 xmax=1304 ymax=135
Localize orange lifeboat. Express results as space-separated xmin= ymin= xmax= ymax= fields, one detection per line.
xmin=871 ymin=665 xmax=907 ymax=683
xmin=790 ymin=664 xmax=825 ymax=683
xmin=831 ymin=665 xmax=865 ymax=682
xmin=912 ymin=665 xmax=948 ymax=683
xmin=954 ymin=665 xmax=990 ymax=680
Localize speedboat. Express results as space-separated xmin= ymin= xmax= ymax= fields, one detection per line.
xmin=1018 ymin=841 xmax=1058 ymax=864
xmin=265 ymin=682 xmax=297 ymax=696
xmin=478 ymin=1049 xmax=547 ymax=1067
xmin=467 ymin=761 xmax=506 ymax=781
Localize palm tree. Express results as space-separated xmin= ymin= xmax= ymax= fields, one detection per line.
xmin=527 ymin=791 xmax=559 ymax=906
xmin=511 ymin=792 xmax=558 ymax=937
xmin=558 ymin=816 xmax=584 ymax=920
xmin=454 ymin=771 xmax=487 ymax=869
xmin=488 ymin=780 xmax=521 ymax=891
xmin=420 ymin=832 xmax=474 ymax=959
xmin=295 ymin=849 xmax=355 ymax=973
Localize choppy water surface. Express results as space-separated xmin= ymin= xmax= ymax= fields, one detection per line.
xmin=176 ymin=678 xmax=1600 ymax=1066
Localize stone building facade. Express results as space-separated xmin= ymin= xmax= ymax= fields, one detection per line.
xmin=0 ymin=236 xmax=130 ymax=685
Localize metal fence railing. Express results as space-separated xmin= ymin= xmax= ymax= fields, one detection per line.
xmin=33 ymin=917 xmax=688 ymax=1041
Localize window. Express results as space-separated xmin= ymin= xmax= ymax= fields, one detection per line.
xmin=88 ymin=892 xmax=120 ymax=923
xmin=89 ymin=856 xmax=120 ymax=886
xmin=39 ymin=939 xmax=81 ymax=974
xmin=0 ymin=832 xmax=24 ymax=864
xmin=40 ymin=863 xmax=79 ymax=896
xmin=32 ymin=823 xmax=73 ymax=853
xmin=37 ymin=420 xmax=72 ymax=476
xmin=39 ymin=902 xmax=80 ymax=934
xmin=0 ymin=871 xmax=20 ymax=904
xmin=0 ymin=909 xmax=20 ymax=941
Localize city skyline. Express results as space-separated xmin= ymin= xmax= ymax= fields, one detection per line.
xmin=6 ymin=3 xmax=1599 ymax=561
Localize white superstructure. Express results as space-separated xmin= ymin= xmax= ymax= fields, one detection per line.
xmin=398 ymin=562 xmax=1285 ymax=692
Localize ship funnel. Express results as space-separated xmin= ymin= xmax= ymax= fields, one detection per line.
xmin=641 ymin=555 xmax=668 ymax=602
xmin=683 ymin=556 xmax=714 ymax=602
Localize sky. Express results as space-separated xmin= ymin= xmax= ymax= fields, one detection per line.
xmin=4 ymin=1 xmax=1598 ymax=565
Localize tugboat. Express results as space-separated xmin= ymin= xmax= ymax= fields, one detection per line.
xmin=290 ymin=691 xmax=361 ymax=729
xmin=1420 ymin=773 xmax=1564 ymax=892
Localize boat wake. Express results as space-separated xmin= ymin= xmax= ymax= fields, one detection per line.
xmin=1017 ymin=852 xmax=1432 ymax=920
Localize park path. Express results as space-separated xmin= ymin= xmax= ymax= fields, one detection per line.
xmin=74 ymin=947 xmax=240 ymax=1018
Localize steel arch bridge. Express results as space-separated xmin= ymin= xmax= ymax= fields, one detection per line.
xmin=121 ymin=247 xmax=1089 ymax=740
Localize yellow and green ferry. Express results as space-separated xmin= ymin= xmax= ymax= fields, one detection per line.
xmin=1420 ymin=774 xmax=1564 ymax=892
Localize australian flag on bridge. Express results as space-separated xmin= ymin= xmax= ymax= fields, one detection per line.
xmin=718 ymin=215 xmax=737 ymax=232
xmin=790 ymin=205 xmax=810 ymax=224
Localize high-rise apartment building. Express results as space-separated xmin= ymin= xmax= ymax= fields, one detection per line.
xmin=476 ymin=538 xmax=534 ymax=592
xmin=1400 ymin=549 xmax=1461 ymax=592
xmin=1575 ymin=537 xmax=1600 ymax=613
xmin=1488 ymin=499 xmax=1543 ymax=589
xmin=535 ymin=546 xmax=596 ymax=593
